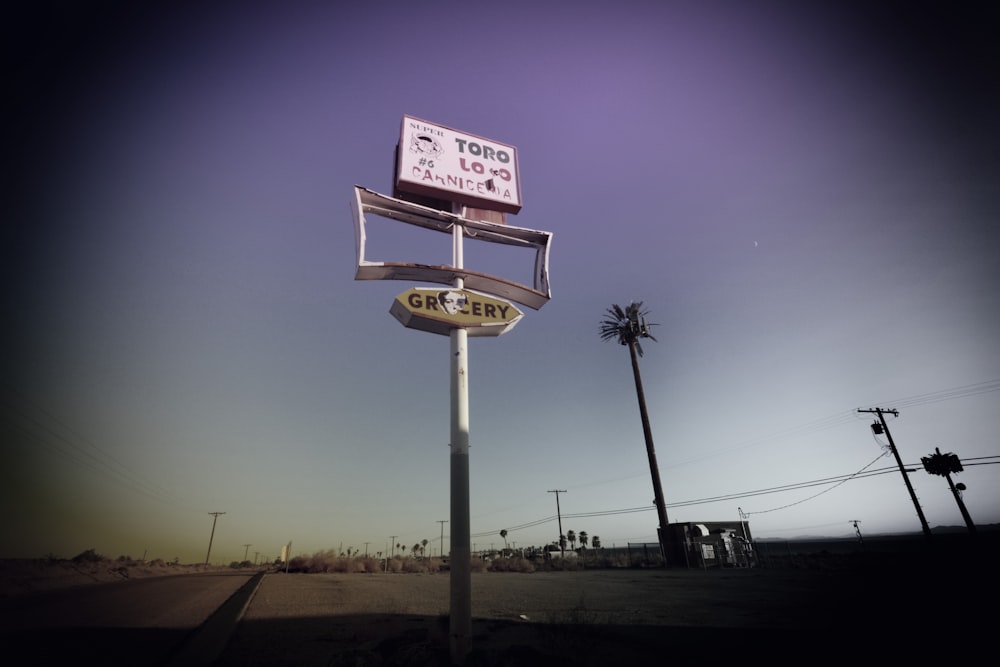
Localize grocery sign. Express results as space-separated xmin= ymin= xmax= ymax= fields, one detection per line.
xmin=395 ymin=115 xmax=522 ymax=214
xmin=390 ymin=287 xmax=523 ymax=337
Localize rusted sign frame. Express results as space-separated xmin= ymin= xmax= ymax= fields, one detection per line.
xmin=352 ymin=186 xmax=552 ymax=310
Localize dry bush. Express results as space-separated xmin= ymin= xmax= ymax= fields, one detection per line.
xmin=71 ymin=549 xmax=106 ymax=564
xmin=539 ymin=557 xmax=580 ymax=572
xmin=283 ymin=551 xmax=447 ymax=575
xmin=356 ymin=556 xmax=381 ymax=573
xmin=287 ymin=549 xmax=341 ymax=573
xmin=402 ymin=558 xmax=440 ymax=573
xmin=285 ymin=555 xmax=309 ymax=573
xmin=583 ymin=553 xmax=629 ymax=569
xmin=487 ymin=557 xmax=535 ymax=573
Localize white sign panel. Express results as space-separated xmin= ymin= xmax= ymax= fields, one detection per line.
xmin=395 ymin=115 xmax=522 ymax=214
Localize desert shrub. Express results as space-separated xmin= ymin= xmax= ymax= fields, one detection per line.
xmin=402 ymin=557 xmax=432 ymax=573
xmin=71 ymin=549 xmax=106 ymax=564
xmin=356 ymin=556 xmax=381 ymax=573
xmin=326 ymin=556 xmax=350 ymax=573
xmin=539 ymin=557 xmax=580 ymax=572
xmin=287 ymin=549 xmax=351 ymax=573
xmin=148 ymin=558 xmax=166 ymax=567
xmin=470 ymin=558 xmax=487 ymax=573
xmin=282 ymin=550 xmax=449 ymax=575
xmin=487 ymin=557 xmax=535 ymax=573
xmin=286 ymin=555 xmax=308 ymax=572
xmin=582 ymin=552 xmax=629 ymax=569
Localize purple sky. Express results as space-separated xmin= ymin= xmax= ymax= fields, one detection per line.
xmin=4 ymin=1 xmax=999 ymax=562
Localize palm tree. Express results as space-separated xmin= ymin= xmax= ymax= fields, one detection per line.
xmin=499 ymin=529 xmax=509 ymax=556
xmin=421 ymin=539 xmax=429 ymax=557
xmin=567 ymin=530 xmax=576 ymax=551
xmin=600 ymin=302 xmax=671 ymax=565
xmin=592 ymin=535 xmax=601 ymax=549
xmin=578 ymin=531 xmax=588 ymax=550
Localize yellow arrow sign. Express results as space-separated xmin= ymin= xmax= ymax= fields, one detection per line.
xmin=390 ymin=288 xmax=523 ymax=337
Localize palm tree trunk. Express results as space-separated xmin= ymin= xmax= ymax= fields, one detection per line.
xmin=628 ymin=340 xmax=671 ymax=566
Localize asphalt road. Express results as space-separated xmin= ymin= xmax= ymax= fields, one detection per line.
xmin=0 ymin=570 xmax=257 ymax=666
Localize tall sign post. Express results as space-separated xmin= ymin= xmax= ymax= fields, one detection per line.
xmin=448 ymin=221 xmax=472 ymax=657
xmin=352 ymin=116 xmax=552 ymax=664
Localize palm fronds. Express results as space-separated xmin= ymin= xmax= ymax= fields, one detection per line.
xmin=599 ymin=301 xmax=657 ymax=356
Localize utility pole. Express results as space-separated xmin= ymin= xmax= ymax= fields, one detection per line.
xmin=364 ymin=542 xmax=370 ymax=556
xmin=858 ymin=408 xmax=932 ymax=539
xmin=205 ymin=512 xmax=225 ymax=565
xmin=548 ymin=490 xmax=567 ymax=556
xmin=389 ymin=536 xmax=398 ymax=558
xmin=242 ymin=544 xmax=252 ymax=563
xmin=921 ymin=447 xmax=977 ymax=535
xmin=850 ymin=520 xmax=864 ymax=546
xmin=437 ymin=520 xmax=448 ymax=559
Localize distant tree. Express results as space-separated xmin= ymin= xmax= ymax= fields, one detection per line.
xmin=579 ymin=531 xmax=588 ymax=549
xmin=592 ymin=536 xmax=601 ymax=549
xmin=412 ymin=543 xmax=421 ymax=557
xmin=421 ymin=539 xmax=429 ymax=557
xmin=500 ymin=529 xmax=509 ymax=555
xmin=567 ymin=530 xmax=576 ymax=550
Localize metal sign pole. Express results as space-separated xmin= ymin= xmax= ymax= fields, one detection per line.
xmin=353 ymin=117 xmax=552 ymax=664
xmin=449 ymin=223 xmax=471 ymax=663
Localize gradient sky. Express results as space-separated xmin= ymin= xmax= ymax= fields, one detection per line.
xmin=4 ymin=1 xmax=999 ymax=563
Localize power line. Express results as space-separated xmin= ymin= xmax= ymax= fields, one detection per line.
xmin=568 ymin=379 xmax=1000 ymax=491
xmin=470 ymin=457 xmax=1000 ymax=540
xmin=741 ymin=453 xmax=887 ymax=516
xmin=1 ymin=391 xmax=193 ymax=510
xmin=881 ymin=379 xmax=1000 ymax=410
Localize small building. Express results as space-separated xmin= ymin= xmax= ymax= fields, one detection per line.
xmin=665 ymin=521 xmax=754 ymax=568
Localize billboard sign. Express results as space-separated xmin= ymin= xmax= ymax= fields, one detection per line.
xmin=390 ymin=287 xmax=523 ymax=337
xmin=395 ymin=115 xmax=522 ymax=214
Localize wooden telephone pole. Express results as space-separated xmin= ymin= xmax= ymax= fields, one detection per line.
xmin=858 ymin=408 xmax=931 ymax=539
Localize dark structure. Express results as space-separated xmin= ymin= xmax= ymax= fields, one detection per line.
xmin=666 ymin=521 xmax=755 ymax=568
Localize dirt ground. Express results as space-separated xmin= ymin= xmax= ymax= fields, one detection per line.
xmin=2 ymin=550 xmax=992 ymax=666
xmin=217 ymin=558 xmax=993 ymax=666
